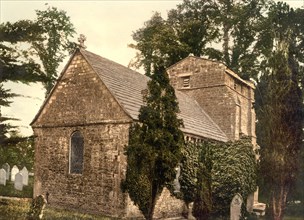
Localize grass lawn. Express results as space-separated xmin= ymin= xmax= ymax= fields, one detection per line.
xmin=0 ymin=196 xmax=303 ymax=219
xmin=0 ymin=198 xmax=31 ymax=220
xmin=0 ymin=197 xmax=113 ymax=220
xmin=284 ymin=218 xmax=304 ymax=220
xmin=0 ymin=176 xmax=34 ymax=198
xmin=0 ymin=176 xmax=112 ymax=219
xmin=1 ymin=178 xmax=303 ymax=219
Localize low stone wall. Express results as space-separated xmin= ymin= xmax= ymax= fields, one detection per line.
xmin=126 ymin=187 xmax=185 ymax=219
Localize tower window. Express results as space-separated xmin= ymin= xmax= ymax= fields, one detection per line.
xmin=182 ymin=76 xmax=190 ymax=88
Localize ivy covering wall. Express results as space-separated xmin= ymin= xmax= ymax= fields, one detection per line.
xmin=177 ymin=137 xmax=257 ymax=219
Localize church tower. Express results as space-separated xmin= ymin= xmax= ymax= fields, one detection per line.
xmin=167 ymin=56 xmax=256 ymax=143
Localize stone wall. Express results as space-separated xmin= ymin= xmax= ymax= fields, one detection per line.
xmin=32 ymin=52 xmax=130 ymax=127
xmin=32 ymin=52 xmax=256 ymax=218
xmin=125 ymin=188 xmax=185 ymax=219
xmin=33 ymin=124 xmax=130 ymax=217
xmin=154 ymin=188 xmax=185 ymax=218
xmin=32 ymin=52 xmax=132 ymax=217
xmin=167 ymin=56 xmax=255 ymax=141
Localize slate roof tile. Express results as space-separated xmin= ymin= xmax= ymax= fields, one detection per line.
xmin=81 ymin=49 xmax=228 ymax=142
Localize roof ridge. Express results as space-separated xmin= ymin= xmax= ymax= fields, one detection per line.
xmin=32 ymin=48 xmax=229 ymax=142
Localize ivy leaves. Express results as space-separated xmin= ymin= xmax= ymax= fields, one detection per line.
xmin=179 ymin=137 xmax=257 ymax=219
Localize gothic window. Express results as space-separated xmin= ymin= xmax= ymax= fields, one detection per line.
xmin=69 ymin=131 xmax=84 ymax=174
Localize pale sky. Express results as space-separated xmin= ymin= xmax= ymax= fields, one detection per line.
xmin=0 ymin=0 xmax=303 ymax=136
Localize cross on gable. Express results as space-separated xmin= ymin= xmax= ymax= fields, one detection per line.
xmin=78 ymin=34 xmax=87 ymax=49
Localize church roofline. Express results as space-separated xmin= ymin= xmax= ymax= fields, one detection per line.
xmin=79 ymin=49 xmax=134 ymax=121
xmin=167 ymin=55 xmax=255 ymax=89
xmin=30 ymin=48 xmax=81 ymax=126
xmin=31 ymin=49 xmax=228 ymax=142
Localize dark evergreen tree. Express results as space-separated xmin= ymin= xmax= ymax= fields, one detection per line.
xmin=122 ymin=65 xmax=184 ymax=220
xmin=0 ymin=6 xmax=75 ymax=94
xmin=0 ymin=6 xmax=75 ymax=168
xmin=0 ymin=20 xmax=45 ymax=83
xmin=0 ymin=85 xmax=16 ymax=146
xmin=256 ymin=47 xmax=303 ymax=220
xmin=255 ymin=3 xmax=304 ymax=220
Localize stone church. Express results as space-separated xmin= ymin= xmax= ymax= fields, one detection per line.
xmin=31 ymin=48 xmax=256 ymax=218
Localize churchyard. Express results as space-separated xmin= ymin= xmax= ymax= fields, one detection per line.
xmin=0 ymin=163 xmax=112 ymax=219
xmin=0 ymin=162 xmax=303 ymax=219
xmin=0 ymin=163 xmax=33 ymax=198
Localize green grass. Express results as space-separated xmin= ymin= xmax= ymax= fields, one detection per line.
xmin=0 ymin=197 xmax=303 ymax=219
xmin=43 ymin=207 xmax=113 ymax=220
xmin=0 ymin=176 xmax=34 ymax=198
xmin=284 ymin=217 xmax=304 ymax=220
xmin=0 ymin=197 xmax=113 ymax=220
xmin=0 ymin=198 xmax=31 ymax=220
xmin=0 ymin=179 xmax=113 ymax=219
xmin=0 ymin=177 xmax=115 ymax=219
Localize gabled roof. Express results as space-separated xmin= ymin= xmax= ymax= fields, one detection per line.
xmin=81 ymin=50 xmax=228 ymax=142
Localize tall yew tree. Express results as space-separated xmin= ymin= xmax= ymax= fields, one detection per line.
xmin=256 ymin=3 xmax=304 ymax=220
xmin=122 ymin=65 xmax=184 ymax=220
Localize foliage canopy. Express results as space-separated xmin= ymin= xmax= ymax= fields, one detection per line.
xmin=122 ymin=65 xmax=184 ymax=220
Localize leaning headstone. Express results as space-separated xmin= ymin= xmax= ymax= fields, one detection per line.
xmin=27 ymin=195 xmax=47 ymax=220
xmin=14 ymin=172 xmax=23 ymax=191
xmin=2 ymin=163 xmax=10 ymax=180
xmin=0 ymin=168 xmax=6 ymax=186
xmin=11 ymin=165 xmax=19 ymax=182
xmin=230 ymin=194 xmax=243 ymax=220
xmin=20 ymin=167 xmax=29 ymax=186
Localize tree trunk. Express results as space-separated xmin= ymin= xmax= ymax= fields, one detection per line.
xmin=271 ymin=184 xmax=288 ymax=220
xmin=223 ymin=21 xmax=230 ymax=65
xmin=147 ymin=197 xmax=156 ymax=220
xmin=222 ymin=0 xmax=232 ymax=66
xmin=147 ymin=182 xmax=158 ymax=220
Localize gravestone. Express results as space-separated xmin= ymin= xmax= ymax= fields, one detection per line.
xmin=14 ymin=172 xmax=23 ymax=191
xmin=173 ymin=165 xmax=181 ymax=193
xmin=188 ymin=202 xmax=195 ymax=220
xmin=0 ymin=168 xmax=6 ymax=186
xmin=230 ymin=193 xmax=243 ymax=220
xmin=11 ymin=165 xmax=19 ymax=182
xmin=20 ymin=167 xmax=29 ymax=186
xmin=2 ymin=163 xmax=10 ymax=180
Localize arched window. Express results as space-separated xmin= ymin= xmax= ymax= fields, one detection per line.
xmin=69 ymin=131 xmax=84 ymax=174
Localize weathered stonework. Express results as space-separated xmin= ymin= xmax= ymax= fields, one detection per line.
xmin=31 ymin=50 xmax=256 ymax=218
xmin=167 ymin=56 xmax=256 ymax=143
xmin=32 ymin=52 xmax=131 ymax=217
